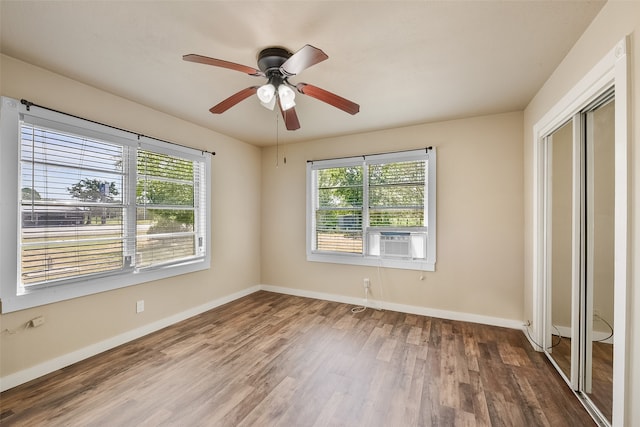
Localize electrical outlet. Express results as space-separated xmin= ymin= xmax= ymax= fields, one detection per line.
xmin=363 ymin=278 xmax=370 ymax=289
xmin=29 ymin=316 xmax=45 ymax=328
xmin=136 ymin=300 xmax=144 ymax=313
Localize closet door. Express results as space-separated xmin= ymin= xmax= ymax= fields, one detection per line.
xmin=544 ymin=118 xmax=578 ymax=387
xmin=542 ymin=91 xmax=614 ymax=426
xmin=583 ymin=96 xmax=614 ymax=423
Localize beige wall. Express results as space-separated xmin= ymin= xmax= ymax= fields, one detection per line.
xmin=261 ymin=112 xmax=524 ymax=322
xmin=0 ymin=55 xmax=262 ymax=378
xmin=523 ymin=2 xmax=640 ymax=424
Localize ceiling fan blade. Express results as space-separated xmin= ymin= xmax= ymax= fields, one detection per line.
xmin=296 ymin=83 xmax=360 ymax=115
xmin=209 ymin=86 xmax=259 ymax=114
xmin=183 ymin=54 xmax=264 ymax=77
xmin=278 ymin=103 xmax=301 ymax=131
xmin=280 ymin=45 xmax=328 ymax=76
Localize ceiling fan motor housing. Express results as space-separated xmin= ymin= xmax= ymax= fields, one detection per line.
xmin=257 ymin=47 xmax=292 ymax=82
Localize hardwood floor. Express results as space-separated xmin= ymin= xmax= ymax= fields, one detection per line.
xmin=1 ymin=291 xmax=594 ymax=426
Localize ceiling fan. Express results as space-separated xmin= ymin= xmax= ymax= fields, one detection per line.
xmin=183 ymin=44 xmax=360 ymax=131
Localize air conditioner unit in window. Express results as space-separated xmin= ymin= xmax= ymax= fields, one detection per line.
xmin=380 ymin=232 xmax=412 ymax=259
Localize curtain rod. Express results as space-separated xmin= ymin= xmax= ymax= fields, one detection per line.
xmin=20 ymin=99 xmax=216 ymax=156
xmin=307 ymin=146 xmax=433 ymax=164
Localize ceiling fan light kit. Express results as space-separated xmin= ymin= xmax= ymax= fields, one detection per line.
xmin=257 ymin=83 xmax=276 ymax=104
xmin=183 ymin=44 xmax=360 ymax=130
xmin=277 ymin=85 xmax=296 ymax=111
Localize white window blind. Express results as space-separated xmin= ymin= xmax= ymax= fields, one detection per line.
xmin=136 ymin=149 xmax=206 ymax=268
xmin=368 ymin=160 xmax=426 ymax=228
xmin=20 ymin=122 xmax=129 ymax=286
xmin=315 ymin=165 xmax=363 ymax=254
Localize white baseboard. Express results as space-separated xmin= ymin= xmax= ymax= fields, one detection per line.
xmin=259 ymin=284 xmax=524 ymax=330
xmin=0 ymin=285 xmax=260 ymax=392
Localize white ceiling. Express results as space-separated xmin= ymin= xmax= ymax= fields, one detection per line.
xmin=1 ymin=1 xmax=605 ymax=147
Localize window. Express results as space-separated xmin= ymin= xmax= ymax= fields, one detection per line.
xmin=20 ymin=123 xmax=129 ymax=285
xmin=136 ymin=149 xmax=206 ymax=269
xmin=0 ymin=97 xmax=211 ymax=313
xmin=306 ymin=148 xmax=436 ymax=270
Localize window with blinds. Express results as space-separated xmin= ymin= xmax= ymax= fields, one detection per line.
xmin=315 ymin=165 xmax=363 ymax=254
xmin=368 ymin=160 xmax=426 ymax=228
xmin=0 ymin=96 xmax=211 ymax=312
xmin=136 ymin=150 xmax=206 ymax=268
xmin=18 ymin=123 xmax=208 ymax=288
xmin=307 ymin=148 xmax=436 ymax=271
xmin=20 ymin=123 xmax=128 ymax=286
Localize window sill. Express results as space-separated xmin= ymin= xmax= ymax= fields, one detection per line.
xmin=307 ymin=252 xmax=435 ymax=271
xmin=3 ymin=257 xmax=209 ymax=313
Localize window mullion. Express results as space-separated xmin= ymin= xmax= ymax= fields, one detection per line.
xmin=193 ymin=161 xmax=203 ymax=257
xmin=362 ymin=160 xmax=370 ymax=256
xmin=125 ymin=145 xmax=137 ymax=268
xmin=312 ymin=169 xmax=320 ymax=252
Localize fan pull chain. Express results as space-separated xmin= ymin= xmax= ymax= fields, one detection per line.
xmin=275 ymin=110 xmax=279 ymax=167
xmin=275 ymin=111 xmax=286 ymax=167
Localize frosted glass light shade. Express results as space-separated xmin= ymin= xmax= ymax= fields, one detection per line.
xmin=260 ymin=96 xmax=276 ymax=110
xmin=278 ymin=85 xmax=296 ymax=111
xmin=257 ymin=84 xmax=276 ymax=103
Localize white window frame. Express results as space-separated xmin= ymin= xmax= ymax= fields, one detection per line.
xmin=0 ymin=97 xmax=211 ymax=313
xmin=306 ymin=148 xmax=436 ymax=271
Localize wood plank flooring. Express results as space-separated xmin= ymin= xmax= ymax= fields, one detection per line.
xmin=0 ymin=291 xmax=594 ymax=426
